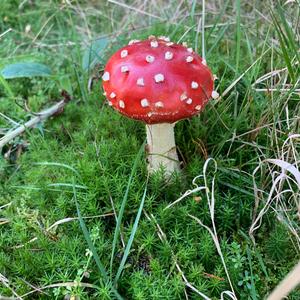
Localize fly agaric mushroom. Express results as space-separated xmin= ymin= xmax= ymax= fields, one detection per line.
xmin=102 ymin=36 xmax=218 ymax=175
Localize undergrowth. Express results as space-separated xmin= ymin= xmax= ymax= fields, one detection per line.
xmin=0 ymin=0 xmax=300 ymax=299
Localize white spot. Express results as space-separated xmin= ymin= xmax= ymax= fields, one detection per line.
xmin=187 ymin=47 xmax=193 ymax=53
xmin=128 ymin=39 xmax=140 ymax=45
xmin=141 ymin=98 xmax=149 ymax=107
xmin=102 ymin=71 xmax=110 ymax=81
xmin=148 ymin=35 xmax=155 ymax=39
xmin=121 ymin=66 xmax=129 ymax=73
xmin=191 ymin=81 xmax=199 ymax=89
xmin=195 ymin=105 xmax=202 ymax=111
xmin=180 ymin=93 xmax=188 ymax=101
xmin=137 ymin=78 xmax=145 ymax=86
xmin=182 ymin=42 xmax=188 ymax=47
xmin=119 ymin=100 xmax=125 ymax=108
xmin=165 ymin=51 xmax=173 ymax=60
xmin=202 ymin=59 xmax=207 ymax=66
xmin=154 ymin=74 xmax=164 ymax=83
xmin=150 ymin=40 xmax=158 ymax=48
xmin=108 ymin=101 xmax=112 ymax=106
xmin=159 ymin=36 xmax=170 ymax=42
xmin=186 ymin=56 xmax=193 ymax=63
xmin=120 ymin=50 xmax=128 ymax=58
xmin=166 ymin=42 xmax=174 ymax=46
xmin=146 ymin=55 xmax=155 ymax=63
xmin=213 ymin=74 xmax=218 ymax=80
xmin=186 ymin=98 xmax=193 ymax=104
xmin=212 ymin=90 xmax=219 ymax=99
xmin=103 ymin=92 xmax=107 ymax=96
xmin=155 ymin=101 xmax=164 ymax=108
xmin=110 ymin=92 xmax=116 ymax=98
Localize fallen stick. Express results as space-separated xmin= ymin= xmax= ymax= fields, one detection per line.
xmin=0 ymin=99 xmax=69 ymax=149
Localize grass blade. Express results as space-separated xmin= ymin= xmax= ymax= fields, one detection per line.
xmin=235 ymin=0 xmax=241 ymax=74
xmin=114 ymin=182 xmax=148 ymax=285
xmin=110 ymin=143 xmax=145 ymax=277
xmin=270 ymin=11 xmax=296 ymax=82
xmin=0 ymin=74 xmax=14 ymax=98
xmin=73 ymin=183 xmax=124 ymax=300
xmin=34 ymin=162 xmax=81 ymax=177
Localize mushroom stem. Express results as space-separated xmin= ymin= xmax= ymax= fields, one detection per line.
xmin=146 ymin=123 xmax=180 ymax=175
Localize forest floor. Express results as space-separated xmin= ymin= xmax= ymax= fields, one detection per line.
xmin=0 ymin=1 xmax=300 ymax=299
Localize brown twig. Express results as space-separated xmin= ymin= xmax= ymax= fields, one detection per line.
xmin=0 ymin=96 xmax=70 ymax=149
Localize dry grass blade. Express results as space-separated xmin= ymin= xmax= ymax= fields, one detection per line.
xmin=188 ymin=158 xmax=237 ymax=299
xmin=0 ymin=28 xmax=12 ymax=39
xmin=13 ymin=213 xmax=114 ymax=249
xmin=107 ymin=0 xmax=164 ymax=20
xmin=250 ymin=133 xmax=300 ymax=245
xmin=218 ymin=48 xmax=271 ymax=101
xmin=0 ymin=202 xmax=12 ymax=210
xmin=0 ymin=274 xmax=22 ymax=300
xmin=143 ymin=211 xmax=211 ymax=300
xmin=0 ymin=218 xmax=10 ymax=226
xmin=266 ymin=159 xmax=300 ymax=186
xmin=267 ymin=261 xmax=300 ymax=300
xmin=20 ymin=281 xmax=99 ymax=298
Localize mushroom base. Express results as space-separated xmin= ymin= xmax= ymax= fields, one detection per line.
xmin=146 ymin=123 xmax=180 ymax=175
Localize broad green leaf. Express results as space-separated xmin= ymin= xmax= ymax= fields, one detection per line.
xmin=82 ymin=37 xmax=109 ymax=71
xmin=1 ymin=62 xmax=52 ymax=79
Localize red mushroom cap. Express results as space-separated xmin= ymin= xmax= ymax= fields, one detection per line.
xmin=102 ymin=37 xmax=215 ymax=124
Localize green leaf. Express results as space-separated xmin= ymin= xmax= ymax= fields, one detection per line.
xmin=82 ymin=37 xmax=109 ymax=71
xmin=1 ymin=62 xmax=52 ymax=79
